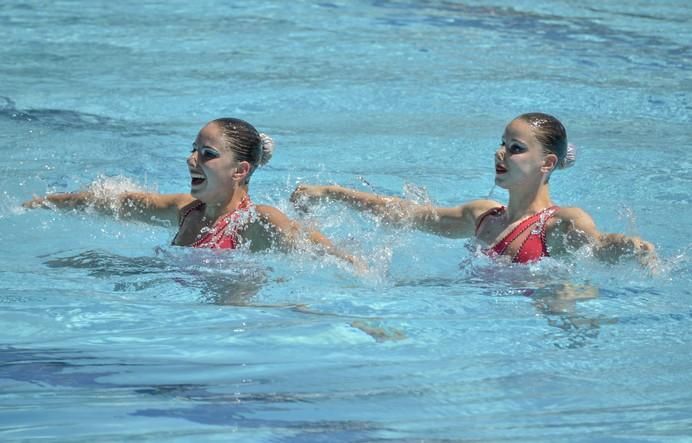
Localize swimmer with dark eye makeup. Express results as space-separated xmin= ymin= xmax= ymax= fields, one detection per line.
xmin=24 ymin=118 xmax=364 ymax=269
xmin=292 ymin=113 xmax=656 ymax=268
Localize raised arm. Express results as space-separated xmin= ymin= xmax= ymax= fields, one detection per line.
xmin=23 ymin=191 xmax=194 ymax=225
xmin=548 ymin=207 xmax=656 ymax=266
xmin=291 ymin=184 xmax=498 ymax=238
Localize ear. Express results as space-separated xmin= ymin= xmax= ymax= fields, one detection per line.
xmin=541 ymin=153 xmax=558 ymax=173
xmin=232 ymin=161 xmax=252 ymax=182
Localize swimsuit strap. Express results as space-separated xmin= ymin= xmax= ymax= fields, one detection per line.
xmin=530 ymin=206 xmax=559 ymax=236
xmin=191 ymin=195 xmax=254 ymax=249
xmin=512 ymin=206 xmax=559 ymax=262
xmin=180 ymin=201 xmax=204 ymax=225
xmin=490 ymin=206 xmax=559 ymax=259
xmin=171 ymin=200 xmax=204 ymax=245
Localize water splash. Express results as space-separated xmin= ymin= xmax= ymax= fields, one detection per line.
xmin=402 ymin=182 xmax=432 ymax=205
xmin=0 ymin=190 xmax=25 ymax=218
xmin=80 ymin=175 xmax=172 ymax=225
xmin=85 ymin=175 xmax=147 ymax=197
xmin=617 ymin=204 xmax=639 ymax=236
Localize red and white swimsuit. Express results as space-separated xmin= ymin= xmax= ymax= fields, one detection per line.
xmin=475 ymin=206 xmax=559 ymax=263
xmin=173 ymin=195 xmax=255 ymax=249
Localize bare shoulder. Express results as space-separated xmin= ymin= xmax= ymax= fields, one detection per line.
xmin=462 ymin=199 xmax=503 ymax=219
xmin=251 ymin=204 xmax=304 ymax=249
xmin=434 ymin=199 xmax=500 ymax=216
xmin=547 ymin=206 xmax=600 ymax=249
xmin=179 ymin=197 xmax=202 ymax=213
xmin=255 ymin=204 xmax=288 ymax=220
xmin=553 ymin=206 xmax=597 ymax=229
xmin=419 ymin=199 xmax=501 ymax=238
xmin=554 ymin=206 xmax=591 ymax=219
xmin=254 ymin=204 xmax=296 ymax=229
xmin=162 ymin=193 xmax=196 ymax=210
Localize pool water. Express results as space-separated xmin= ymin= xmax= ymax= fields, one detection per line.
xmin=1 ymin=0 xmax=691 ymax=441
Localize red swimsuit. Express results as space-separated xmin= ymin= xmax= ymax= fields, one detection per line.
xmin=173 ymin=195 xmax=254 ymax=249
xmin=476 ymin=206 xmax=559 ymax=263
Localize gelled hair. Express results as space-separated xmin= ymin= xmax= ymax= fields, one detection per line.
xmin=211 ymin=118 xmax=275 ymax=183
xmin=517 ymin=112 xmax=575 ymax=170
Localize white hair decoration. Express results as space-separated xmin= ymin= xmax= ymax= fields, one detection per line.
xmin=559 ymin=143 xmax=577 ymax=169
xmin=258 ymin=133 xmax=275 ymax=166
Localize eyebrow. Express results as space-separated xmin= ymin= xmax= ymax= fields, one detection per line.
xmin=503 ymin=135 xmax=527 ymax=145
xmin=192 ymin=143 xmax=220 ymax=151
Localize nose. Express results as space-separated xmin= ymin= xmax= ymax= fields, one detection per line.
xmin=495 ymin=147 xmax=504 ymax=162
xmin=187 ymin=150 xmax=197 ymax=168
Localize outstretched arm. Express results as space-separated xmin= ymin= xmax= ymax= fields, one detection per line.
xmin=255 ymin=204 xmax=366 ymax=270
xmin=23 ymin=191 xmax=194 ymax=225
xmin=291 ymin=184 xmax=498 ymax=238
xmin=548 ymin=207 xmax=656 ymax=266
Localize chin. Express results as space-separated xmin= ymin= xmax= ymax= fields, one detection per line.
xmin=494 ymin=176 xmax=510 ymax=189
xmin=190 ymin=187 xmax=207 ymax=201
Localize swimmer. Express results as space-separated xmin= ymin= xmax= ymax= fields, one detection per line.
xmin=291 ymin=113 xmax=656 ymax=266
xmin=24 ymin=118 xmax=361 ymax=266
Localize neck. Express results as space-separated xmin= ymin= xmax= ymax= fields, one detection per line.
xmin=203 ymin=186 xmax=249 ymax=221
xmin=506 ymin=181 xmax=553 ymax=222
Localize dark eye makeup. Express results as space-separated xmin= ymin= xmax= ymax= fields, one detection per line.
xmin=501 ymin=138 xmax=525 ymax=154
xmin=191 ymin=145 xmax=221 ymax=160
xmin=509 ymin=143 xmax=524 ymax=153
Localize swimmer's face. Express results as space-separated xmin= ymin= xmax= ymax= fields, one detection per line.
xmin=494 ymin=118 xmax=555 ymax=189
xmin=187 ymin=123 xmax=241 ymax=203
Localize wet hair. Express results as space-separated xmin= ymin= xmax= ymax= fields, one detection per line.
xmin=211 ymin=117 xmax=275 ymax=183
xmin=517 ymin=112 xmax=575 ymax=170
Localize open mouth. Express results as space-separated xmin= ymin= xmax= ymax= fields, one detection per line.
xmin=495 ymin=164 xmax=507 ymax=174
xmin=190 ymin=172 xmax=206 ymax=187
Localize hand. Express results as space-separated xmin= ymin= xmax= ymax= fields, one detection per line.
xmin=614 ymin=235 xmax=658 ymax=269
xmin=290 ymin=184 xmax=328 ymax=211
xmin=343 ymin=254 xmax=370 ymax=275
xmin=632 ymin=238 xmax=658 ymax=269
xmin=22 ymin=196 xmax=49 ymax=209
xmin=596 ymin=233 xmax=658 ymax=268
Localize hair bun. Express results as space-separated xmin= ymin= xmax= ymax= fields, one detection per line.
xmin=258 ymin=133 xmax=275 ymax=166
xmin=559 ymin=143 xmax=577 ymax=169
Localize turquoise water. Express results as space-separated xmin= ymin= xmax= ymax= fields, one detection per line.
xmin=1 ymin=0 xmax=691 ymax=441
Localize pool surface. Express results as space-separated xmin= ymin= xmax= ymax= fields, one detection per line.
xmin=1 ymin=0 xmax=691 ymax=441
